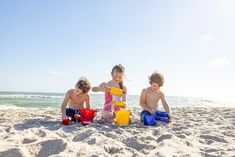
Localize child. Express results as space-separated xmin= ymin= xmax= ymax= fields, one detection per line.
xmin=92 ymin=64 xmax=127 ymax=123
xmin=139 ymin=71 xmax=171 ymax=121
xmin=61 ymin=77 xmax=91 ymax=121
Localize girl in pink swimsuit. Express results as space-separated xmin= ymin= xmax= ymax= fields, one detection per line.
xmin=103 ymin=91 xmax=121 ymax=112
xmin=92 ymin=64 xmax=127 ymax=123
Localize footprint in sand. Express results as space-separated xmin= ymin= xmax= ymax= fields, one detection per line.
xmin=22 ymin=138 xmax=37 ymax=144
xmin=37 ymin=139 xmax=67 ymax=157
xmin=199 ymin=135 xmax=228 ymax=144
xmin=125 ymin=137 xmax=146 ymax=151
xmin=152 ymin=129 xmax=160 ymax=136
xmin=156 ymin=134 xmax=173 ymax=143
xmin=73 ymin=132 xmax=92 ymax=142
xmin=0 ymin=148 xmax=24 ymax=157
xmin=124 ymin=137 xmax=155 ymax=151
xmin=87 ymin=138 xmax=96 ymax=145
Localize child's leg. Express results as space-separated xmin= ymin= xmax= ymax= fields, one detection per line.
xmin=102 ymin=110 xmax=114 ymax=123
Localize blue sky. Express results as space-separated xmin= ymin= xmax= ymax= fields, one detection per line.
xmin=0 ymin=0 xmax=235 ymax=100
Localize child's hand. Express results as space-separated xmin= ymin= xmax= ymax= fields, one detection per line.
xmin=62 ymin=115 xmax=68 ymax=120
xmin=150 ymin=110 xmax=155 ymax=115
xmin=103 ymin=85 xmax=110 ymax=92
xmin=147 ymin=108 xmax=155 ymax=115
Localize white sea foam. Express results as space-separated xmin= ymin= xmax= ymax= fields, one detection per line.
xmin=0 ymin=94 xmax=63 ymax=99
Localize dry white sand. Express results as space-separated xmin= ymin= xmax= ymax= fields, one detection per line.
xmin=0 ymin=107 xmax=235 ymax=157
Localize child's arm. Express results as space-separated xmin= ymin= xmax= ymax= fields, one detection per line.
xmin=85 ymin=94 xmax=90 ymax=109
xmin=160 ymin=92 xmax=170 ymax=114
xmin=139 ymin=89 xmax=154 ymax=114
xmin=92 ymin=82 xmax=109 ymax=92
xmin=61 ymin=90 xmax=70 ymax=118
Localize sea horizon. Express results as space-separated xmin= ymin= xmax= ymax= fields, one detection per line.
xmin=1 ymin=91 xmax=234 ymax=109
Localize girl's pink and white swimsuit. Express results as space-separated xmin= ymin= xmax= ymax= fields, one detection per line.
xmin=103 ymin=91 xmax=121 ymax=112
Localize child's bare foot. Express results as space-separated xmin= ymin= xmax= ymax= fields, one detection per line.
xmin=169 ymin=115 xmax=173 ymax=122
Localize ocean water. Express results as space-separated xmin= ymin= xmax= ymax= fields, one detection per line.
xmin=0 ymin=91 xmax=234 ymax=109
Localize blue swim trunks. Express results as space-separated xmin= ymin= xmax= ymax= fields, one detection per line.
xmin=140 ymin=110 xmax=152 ymax=122
xmin=66 ymin=108 xmax=80 ymax=122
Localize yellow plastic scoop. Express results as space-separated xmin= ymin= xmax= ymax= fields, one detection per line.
xmin=110 ymin=87 xmax=123 ymax=96
xmin=113 ymin=101 xmax=126 ymax=108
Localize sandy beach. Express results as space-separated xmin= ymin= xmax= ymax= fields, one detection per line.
xmin=0 ymin=107 xmax=235 ymax=157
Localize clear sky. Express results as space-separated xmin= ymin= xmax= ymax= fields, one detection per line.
xmin=0 ymin=0 xmax=235 ymax=100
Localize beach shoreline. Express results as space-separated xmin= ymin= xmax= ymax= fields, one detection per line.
xmin=0 ymin=107 xmax=235 ymax=157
